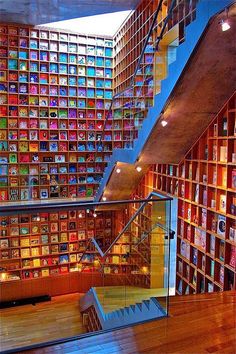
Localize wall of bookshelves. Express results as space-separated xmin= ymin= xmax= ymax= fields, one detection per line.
xmin=131 ymin=92 xmax=236 ymax=295
xmin=0 ymin=209 xmax=114 ymax=280
xmin=113 ymin=0 xmax=198 ymax=94
xmin=0 ymin=24 xmax=114 ymax=201
xmin=113 ymin=0 xmax=156 ymax=93
xmin=0 ymin=208 xmax=117 ymax=300
xmin=0 ymin=205 xmax=156 ymax=300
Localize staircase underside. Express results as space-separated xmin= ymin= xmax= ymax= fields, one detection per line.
xmin=101 ymin=162 xmax=150 ymax=201
xmin=101 ymin=3 xmax=236 ymax=201
xmin=141 ymin=3 xmax=236 ymax=164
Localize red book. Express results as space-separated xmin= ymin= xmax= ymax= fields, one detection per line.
xmin=229 ymin=245 xmax=236 ymax=269
xmin=232 ymin=170 xmax=236 ymax=189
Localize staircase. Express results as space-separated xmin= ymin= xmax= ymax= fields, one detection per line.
xmin=80 ymin=287 xmax=166 ymax=331
xmin=95 ymin=0 xmax=235 ymax=201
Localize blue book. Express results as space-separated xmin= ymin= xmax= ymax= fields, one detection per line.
xmin=59 ymin=53 xmax=68 ymax=63
xmin=87 ymin=67 xmax=95 ymax=76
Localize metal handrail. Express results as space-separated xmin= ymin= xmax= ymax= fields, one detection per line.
xmin=95 ymin=0 xmax=176 ymax=156
xmin=0 ymin=195 xmax=172 ymax=215
xmin=78 ymin=191 xmax=174 ymax=263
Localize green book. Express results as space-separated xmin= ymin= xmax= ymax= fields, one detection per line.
xmin=0 ymin=117 xmax=6 ymax=128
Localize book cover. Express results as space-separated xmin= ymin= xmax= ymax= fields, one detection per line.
xmin=217 ymin=215 xmax=226 ymax=236
xmin=42 ymin=245 xmax=50 ymax=255
xmin=210 ymin=235 xmax=215 ymax=256
xmin=229 ymin=245 xmax=236 ymax=268
xmin=41 ymin=268 xmax=49 ymax=277
xmin=219 ymin=194 xmax=226 ymax=213
xmin=210 ymin=260 xmax=214 ymax=278
xmin=0 ymin=239 xmax=9 ymax=249
xmin=219 ymin=240 xmax=225 ymax=261
xmin=31 ymin=247 xmax=40 ymax=257
xmin=232 ymin=170 xmax=236 ymax=189
xmin=192 ymin=248 xmax=198 ymax=266
xmin=41 ymin=234 xmax=49 ymax=244
xmin=219 ymin=265 xmax=224 ymax=286
xmin=219 ymin=146 xmax=227 ymax=162
xmin=201 ymin=208 xmax=207 ymax=228
xmin=51 ymin=245 xmax=59 ymax=254
xmin=78 ymin=230 xmax=86 ymax=240
xmin=229 ymin=226 xmax=236 ymax=242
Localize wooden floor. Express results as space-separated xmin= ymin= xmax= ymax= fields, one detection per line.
xmin=1 ymin=291 xmax=235 ymax=354
xmin=0 ymin=293 xmax=86 ymax=352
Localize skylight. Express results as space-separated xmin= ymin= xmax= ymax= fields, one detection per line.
xmin=39 ymin=10 xmax=132 ymax=37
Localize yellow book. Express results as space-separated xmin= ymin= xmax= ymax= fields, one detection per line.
xmin=69 ymin=254 xmax=77 ymax=262
xmin=112 ymin=255 xmax=120 ymax=264
xmin=20 ymin=238 xmax=30 ymax=247
xmin=21 ymin=248 xmax=30 ymax=258
xmin=31 ymin=247 xmax=39 ymax=256
xmin=41 ymin=268 xmax=49 ymax=277
xmin=113 ymin=245 xmax=120 ymax=254
xmin=33 ymin=258 xmax=40 ymax=267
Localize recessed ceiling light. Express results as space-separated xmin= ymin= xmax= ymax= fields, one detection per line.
xmin=116 ymin=168 xmax=121 ymax=174
xmin=221 ymin=19 xmax=230 ymax=31
xmin=161 ymin=120 xmax=168 ymax=127
xmin=93 ymin=213 xmax=97 ymax=218
xmin=78 ymin=213 xmax=83 ymax=218
xmin=136 ymin=166 xmax=142 ymax=172
xmin=102 ymin=196 xmax=107 ymax=201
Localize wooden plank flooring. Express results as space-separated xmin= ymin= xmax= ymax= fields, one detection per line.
xmin=0 ymin=293 xmax=86 ymax=352
xmin=1 ymin=291 xmax=236 ymax=354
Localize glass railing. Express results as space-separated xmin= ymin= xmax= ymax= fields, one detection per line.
xmin=97 ymin=0 xmax=198 ymax=157
xmin=0 ymin=194 xmax=172 ymax=351
xmin=78 ymin=192 xmax=173 ymax=332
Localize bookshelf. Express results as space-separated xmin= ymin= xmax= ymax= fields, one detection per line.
xmin=113 ymin=0 xmax=198 ymax=94
xmin=0 ymin=204 xmax=160 ymax=300
xmin=131 ymin=92 xmax=236 ymax=295
xmin=82 ymin=306 xmax=102 ymax=332
xmin=110 ymin=0 xmax=199 ymax=149
xmin=0 ymin=209 xmax=114 ymax=283
xmin=0 ymin=24 xmax=113 ymax=201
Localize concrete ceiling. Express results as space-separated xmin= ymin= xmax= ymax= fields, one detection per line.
xmin=0 ymin=0 xmax=140 ymax=25
xmin=101 ymin=162 xmax=149 ymax=202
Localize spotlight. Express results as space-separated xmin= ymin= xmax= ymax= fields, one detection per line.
xmin=102 ymin=196 xmax=107 ymax=201
xmin=93 ymin=212 xmax=97 ymax=218
xmin=78 ymin=212 xmax=83 ymax=218
xmin=141 ymin=266 xmax=149 ymax=274
xmin=220 ymin=8 xmax=230 ymax=31
xmin=0 ymin=272 xmax=7 ymax=281
xmin=161 ymin=120 xmax=168 ymax=127
xmin=116 ymin=168 xmax=121 ymax=174
xmin=136 ymin=166 xmax=142 ymax=172
xmin=221 ymin=19 xmax=230 ymax=31
xmin=86 ymin=209 xmax=90 ymax=214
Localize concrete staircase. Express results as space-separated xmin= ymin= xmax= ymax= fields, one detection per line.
xmin=80 ymin=287 xmax=166 ymax=331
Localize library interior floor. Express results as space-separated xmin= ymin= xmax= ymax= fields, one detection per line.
xmin=0 ymin=0 xmax=236 ymax=353
xmin=0 ymin=290 xmax=235 ymax=353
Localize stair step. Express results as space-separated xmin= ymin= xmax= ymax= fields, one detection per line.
xmin=124 ymin=307 xmax=130 ymax=314
xmin=136 ymin=302 xmax=142 ymax=311
xmin=143 ymin=299 xmax=150 ymax=309
xmin=130 ymin=304 xmax=136 ymax=313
